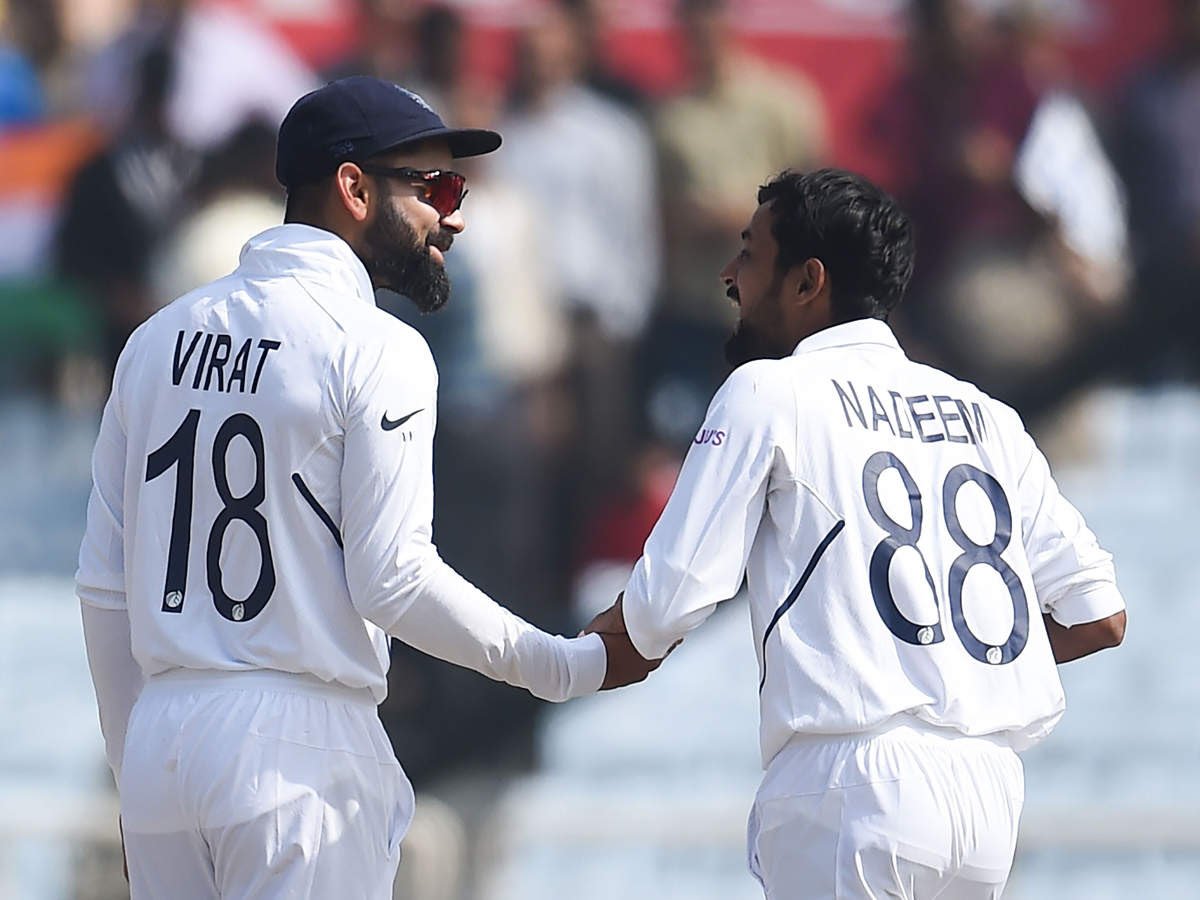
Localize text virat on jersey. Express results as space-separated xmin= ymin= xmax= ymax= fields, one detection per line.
xmin=171 ymin=330 xmax=282 ymax=394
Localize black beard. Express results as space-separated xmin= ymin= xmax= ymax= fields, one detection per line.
xmin=724 ymin=321 xmax=789 ymax=368
xmin=360 ymin=202 xmax=451 ymax=313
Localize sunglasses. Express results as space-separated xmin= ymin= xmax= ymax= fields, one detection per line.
xmin=357 ymin=164 xmax=468 ymax=217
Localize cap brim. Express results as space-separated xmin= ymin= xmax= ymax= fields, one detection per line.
xmin=380 ymin=125 xmax=502 ymax=159
xmin=444 ymin=128 xmax=503 ymax=158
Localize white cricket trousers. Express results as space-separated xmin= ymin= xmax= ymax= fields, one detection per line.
xmin=748 ymin=716 xmax=1025 ymax=900
xmin=120 ymin=669 xmax=415 ymax=900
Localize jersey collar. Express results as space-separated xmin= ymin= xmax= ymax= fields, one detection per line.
xmin=790 ymin=318 xmax=903 ymax=357
xmin=238 ymin=224 xmax=376 ymax=307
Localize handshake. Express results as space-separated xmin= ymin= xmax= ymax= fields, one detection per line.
xmin=582 ymin=594 xmax=678 ymax=691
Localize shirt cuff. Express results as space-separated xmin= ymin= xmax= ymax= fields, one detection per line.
xmin=76 ymin=585 xmax=127 ymax=611
xmin=1046 ymin=582 xmax=1126 ymax=628
xmin=621 ymin=568 xmax=676 ymax=660
xmin=563 ymin=632 xmax=607 ymax=698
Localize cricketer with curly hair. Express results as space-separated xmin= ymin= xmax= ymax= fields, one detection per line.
xmin=586 ymin=168 xmax=1126 ymax=899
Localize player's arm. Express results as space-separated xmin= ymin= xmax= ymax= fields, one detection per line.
xmin=76 ymin=350 xmax=144 ymax=788
xmin=616 ymin=363 xmax=782 ymax=662
xmin=337 ymin=330 xmax=608 ymax=701
xmin=1015 ymin=428 xmax=1126 ymax=663
xmin=1041 ymin=610 xmax=1126 ymax=663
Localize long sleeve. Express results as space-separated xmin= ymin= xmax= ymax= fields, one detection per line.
xmin=337 ymin=330 xmax=442 ymax=628
xmin=1016 ymin=430 xmax=1125 ymax=627
xmin=81 ymin=604 xmax=144 ymax=786
xmin=76 ymin=366 xmax=129 ymax=611
xmin=337 ymin=327 xmax=605 ymax=701
xmin=77 ymin=349 xmax=143 ymax=785
xmin=623 ymin=363 xmax=783 ymax=659
xmin=389 ymin=565 xmax=606 ymax=702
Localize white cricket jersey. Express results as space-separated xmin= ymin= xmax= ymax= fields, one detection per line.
xmin=622 ymin=319 xmax=1124 ymax=766
xmin=77 ymin=224 xmax=604 ymax=704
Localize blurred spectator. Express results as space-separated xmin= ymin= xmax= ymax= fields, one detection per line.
xmin=656 ymin=0 xmax=826 ymax=329
xmin=55 ymin=39 xmax=198 ymax=370
xmin=0 ymin=43 xmax=42 ymax=131
xmin=149 ymin=118 xmax=283 ymax=305
xmin=0 ymin=0 xmax=53 ymax=130
xmin=410 ymin=4 xmax=468 ymax=112
xmin=83 ymin=0 xmax=187 ymax=130
xmin=872 ymin=0 xmax=1127 ymax=409
xmin=0 ymin=0 xmax=101 ymax=394
xmin=872 ymin=0 xmax=1029 ymax=350
xmin=572 ymin=440 xmax=681 ymax=622
xmin=577 ymin=440 xmax=680 ymax=571
xmin=649 ymin=0 xmax=826 ymax=440
xmin=327 ymin=2 xmax=476 ymax=118
xmin=451 ymin=90 xmax=570 ymax=408
xmin=326 ymin=2 xmax=486 ymax=153
xmin=0 ymin=42 xmax=41 ymax=128
xmin=86 ymin=0 xmax=315 ymax=151
xmin=1112 ymin=0 xmax=1200 ymax=380
xmin=502 ymin=2 xmax=659 ymax=345
xmin=497 ymin=0 xmax=661 ymax=550
xmin=557 ymin=0 xmax=648 ymax=111
xmin=324 ymin=0 xmax=414 ymax=83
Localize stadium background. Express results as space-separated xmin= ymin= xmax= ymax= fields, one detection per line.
xmin=1 ymin=0 xmax=1197 ymax=897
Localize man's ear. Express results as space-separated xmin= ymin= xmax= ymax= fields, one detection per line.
xmin=794 ymin=258 xmax=827 ymax=306
xmin=334 ymin=162 xmax=371 ymax=223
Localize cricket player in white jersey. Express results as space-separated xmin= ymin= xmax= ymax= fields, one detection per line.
xmin=588 ymin=169 xmax=1127 ymax=898
xmin=76 ymin=77 xmax=658 ymax=899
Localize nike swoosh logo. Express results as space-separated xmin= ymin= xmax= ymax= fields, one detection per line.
xmin=381 ymin=408 xmax=423 ymax=431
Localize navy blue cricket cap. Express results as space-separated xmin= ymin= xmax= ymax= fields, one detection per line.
xmin=275 ymin=76 xmax=501 ymax=188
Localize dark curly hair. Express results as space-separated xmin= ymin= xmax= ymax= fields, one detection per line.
xmin=757 ymin=168 xmax=915 ymax=321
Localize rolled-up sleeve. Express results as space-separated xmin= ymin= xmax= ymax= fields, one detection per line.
xmin=1016 ymin=431 xmax=1125 ymax=627
xmin=623 ymin=363 xmax=782 ymax=659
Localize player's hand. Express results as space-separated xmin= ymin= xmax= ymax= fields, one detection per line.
xmin=583 ymin=594 xmax=629 ymax=638
xmin=584 ymin=595 xmax=677 ymax=690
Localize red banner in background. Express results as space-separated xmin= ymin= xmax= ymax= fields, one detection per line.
xmin=230 ymin=0 xmax=1171 ymax=174
xmin=423 ymin=0 xmax=906 ymax=32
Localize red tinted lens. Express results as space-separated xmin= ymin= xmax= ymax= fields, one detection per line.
xmin=427 ymin=171 xmax=466 ymax=217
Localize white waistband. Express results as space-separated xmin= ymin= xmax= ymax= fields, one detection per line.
xmin=781 ymin=713 xmax=1017 ymax=753
xmin=144 ymin=667 xmax=377 ymax=709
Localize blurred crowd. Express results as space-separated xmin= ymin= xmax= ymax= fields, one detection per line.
xmin=1 ymin=0 xmax=1198 ymax=787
